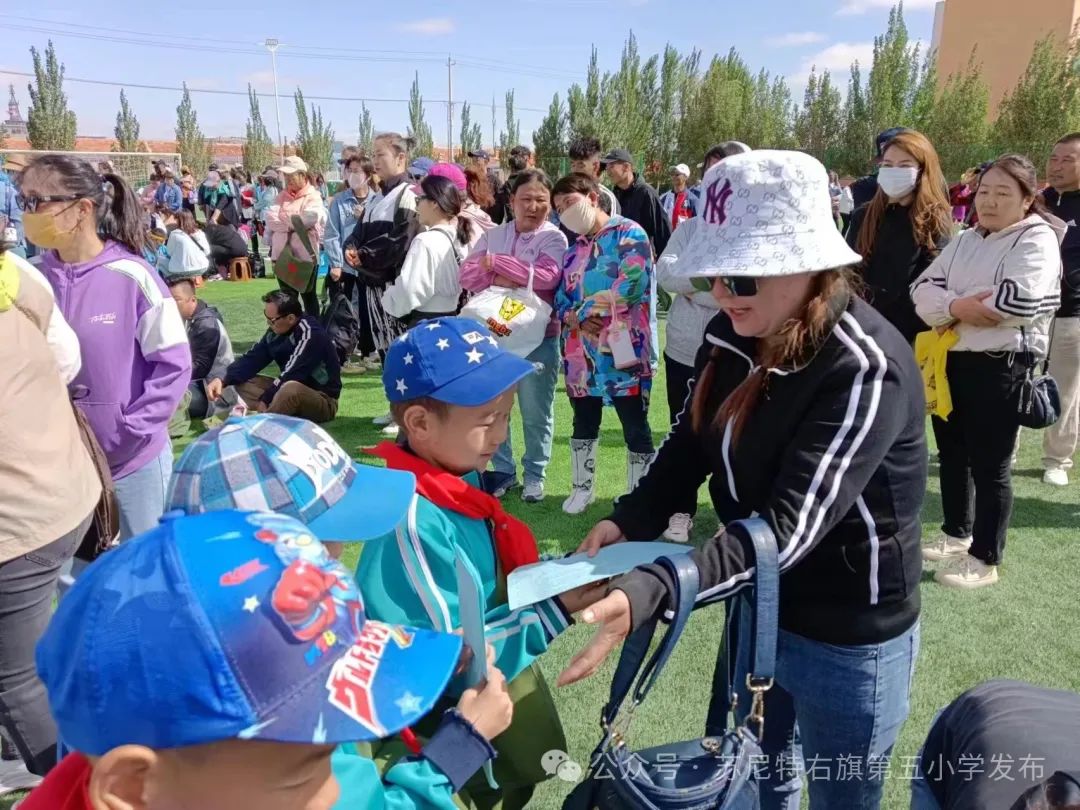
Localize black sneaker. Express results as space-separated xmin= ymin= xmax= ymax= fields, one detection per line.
xmin=482 ymin=471 xmax=518 ymax=499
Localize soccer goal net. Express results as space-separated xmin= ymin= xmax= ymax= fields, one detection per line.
xmin=3 ymin=149 xmax=183 ymax=192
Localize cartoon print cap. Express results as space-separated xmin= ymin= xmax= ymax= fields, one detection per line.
xmin=168 ymin=414 xmax=416 ymax=542
xmin=383 ymin=317 xmax=536 ymax=406
xmin=36 ymin=510 xmax=462 ymax=754
xmin=675 ymin=150 xmax=862 ymax=278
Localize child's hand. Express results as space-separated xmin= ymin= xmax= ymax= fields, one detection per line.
xmin=457 ymin=648 xmax=513 ymax=741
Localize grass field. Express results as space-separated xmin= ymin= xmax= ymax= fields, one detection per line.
xmin=6 ymin=277 xmax=1077 ymax=809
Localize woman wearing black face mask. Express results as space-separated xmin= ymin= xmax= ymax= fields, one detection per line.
xmin=846 ymin=129 xmax=953 ymax=343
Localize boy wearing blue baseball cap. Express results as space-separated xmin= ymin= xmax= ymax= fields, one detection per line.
xmin=23 ymin=510 xmax=514 ymax=810
xmin=356 ymin=317 xmax=604 ymax=807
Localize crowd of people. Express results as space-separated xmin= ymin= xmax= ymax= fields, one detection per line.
xmin=0 ymin=117 xmax=1078 ymax=810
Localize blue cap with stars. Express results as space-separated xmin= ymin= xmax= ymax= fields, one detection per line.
xmin=384 ymin=317 xmax=536 ymax=406
xmin=36 ymin=510 xmax=462 ymax=754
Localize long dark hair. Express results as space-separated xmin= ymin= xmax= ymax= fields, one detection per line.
xmin=465 ymin=168 xmax=495 ymax=208
xmin=856 ymin=129 xmax=952 ymax=258
xmin=420 ymin=174 xmax=472 ymax=246
xmin=20 ymin=154 xmax=145 ymax=256
xmin=691 ymin=268 xmax=854 ymax=443
xmin=977 ymin=154 xmax=1052 ymax=221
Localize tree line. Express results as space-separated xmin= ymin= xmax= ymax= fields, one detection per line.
xmin=531 ymin=4 xmax=1080 ymax=184
xmin=14 ymin=4 xmax=1080 ymax=183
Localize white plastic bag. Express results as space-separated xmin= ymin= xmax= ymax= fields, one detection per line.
xmin=459 ymin=266 xmax=552 ymax=358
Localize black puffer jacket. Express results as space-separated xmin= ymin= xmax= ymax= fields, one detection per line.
xmin=612 ymin=294 xmax=927 ymax=646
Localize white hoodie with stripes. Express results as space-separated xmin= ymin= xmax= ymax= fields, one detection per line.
xmin=911 ymin=214 xmax=1066 ymax=357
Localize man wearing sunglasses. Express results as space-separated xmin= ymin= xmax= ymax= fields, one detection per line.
xmin=205 ymin=289 xmax=341 ymax=423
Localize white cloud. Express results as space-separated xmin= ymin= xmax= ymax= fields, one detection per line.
xmin=837 ymin=0 xmax=938 ymax=15
xmin=788 ymin=41 xmax=874 ymax=100
xmin=395 ymin=17 xmax=456 ymax=36
xmin=766 ymin=31 xmax=827 ymax=48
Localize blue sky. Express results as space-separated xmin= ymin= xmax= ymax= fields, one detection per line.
xmin=0 ymin=0 xmax=937 ymax=148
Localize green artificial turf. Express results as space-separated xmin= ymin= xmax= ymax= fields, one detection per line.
xmin=10 ymin=278 xmax=1071 ymax=810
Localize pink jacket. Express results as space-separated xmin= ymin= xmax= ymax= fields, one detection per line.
xmin=460 ymin=220 xmax=568 ymax=337
xmin=265 ymin=184 xmax=327 ymax=262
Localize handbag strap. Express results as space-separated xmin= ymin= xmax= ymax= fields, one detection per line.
xmin=601 ymin=553 xmax=697 ymax=728
xmin=600 ymin=517 xmax=779 ymax=727
xmin=288 ymin=214 xmax=316 ymax=259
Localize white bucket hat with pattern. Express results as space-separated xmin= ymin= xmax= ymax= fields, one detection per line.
xmin=675 ymin=150 xmax=862 ymax=278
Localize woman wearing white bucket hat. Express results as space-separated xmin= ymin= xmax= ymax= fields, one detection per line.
xmin=560 ymin=150 xmax=928 ymax=809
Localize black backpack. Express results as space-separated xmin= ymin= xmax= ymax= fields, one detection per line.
xmin=320 ymin=290 xmax=360 ymax=365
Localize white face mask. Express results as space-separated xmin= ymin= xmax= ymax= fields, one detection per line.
xmin=878 ymin=166 xmax=919 ymax=199
xmin=559 ymin=198 xmax=598 ymax=235
xmin=347 ymin=172 xmax=367 ymax=192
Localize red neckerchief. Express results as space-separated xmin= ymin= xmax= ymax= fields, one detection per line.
xmin=367 ymin=442 xmax=539 ymax=574
xmin=20 ymin=753 xmax=92 ymax=810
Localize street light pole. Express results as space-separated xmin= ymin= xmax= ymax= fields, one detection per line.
xmin=265 ymin=38 xmax=284 ymax=163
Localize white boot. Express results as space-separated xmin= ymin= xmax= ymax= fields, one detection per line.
xmin=626 ymin=451 xmax=654 ymax=495
xmin=563 ymin=439 xmax=598 ymax=514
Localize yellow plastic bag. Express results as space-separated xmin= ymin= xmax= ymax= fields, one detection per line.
xmin=915 ymin=328 xmax=959 ymax=419
xmin=0 ymin=251 xmax=19 ymax=312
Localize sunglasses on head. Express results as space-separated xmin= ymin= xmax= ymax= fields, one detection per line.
xmin=690 ymin=276 xmax=761 ymax=297
xmin=16 ymin=193 xmax=81 ymax=213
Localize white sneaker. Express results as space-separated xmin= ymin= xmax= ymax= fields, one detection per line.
xmin=522 ymin=481 xmax=545 ymax=503
xmin=372 ymin=411 xmax=394 ymax=427
xmin=1043 ymin=468 xmax=1069 ymax=486
xmin=935 ymin=556 xmax=999 ymax=589
xmin=380 ymin=422 xmax=400 ymax=438
xmin=0 ymin=757 xmax=42 ymax=795
xmin=562 ymin=488 xmax=595 ymax=515
xmin=663 ymin=513 xmax=693 ymax=543
xmin=364 ymin=355 xmax=382 ymax=371
xmin=921 ymin=534 xmax=972 ymax=562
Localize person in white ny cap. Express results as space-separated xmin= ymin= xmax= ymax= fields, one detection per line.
xmin=659 ymin=163 xmax=695 ymax=230
xmin=560 ymin=150 xmax=928 ymax=810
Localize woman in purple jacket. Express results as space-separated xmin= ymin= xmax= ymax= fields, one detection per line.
xmin=19 ymin=155 xmax=191 ymax=543
xmin=460 ymin=169 xmax=568 ymax=502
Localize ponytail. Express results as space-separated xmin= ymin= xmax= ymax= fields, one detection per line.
xmin=100 ymin=173 xmax=146 ymax=256
xmin=19 ymin=155 xmax=146 ymax=257
xmin=456 ymin=216 xmax=473 ymax=247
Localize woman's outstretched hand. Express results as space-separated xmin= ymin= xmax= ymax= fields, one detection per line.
xmin=556 ymin=589 xmax=632 ymax=686
xmin=576 ymin=519 xmax=626 ymax=557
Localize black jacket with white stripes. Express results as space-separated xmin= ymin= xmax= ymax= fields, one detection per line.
xmin=611 ymin=294 xmax=927 ymax=646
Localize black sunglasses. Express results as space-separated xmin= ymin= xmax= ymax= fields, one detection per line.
xmin=691 ymin=276 xmax=761 ymax=297
xmin=16 ymin=193 xmax=81 ymax=213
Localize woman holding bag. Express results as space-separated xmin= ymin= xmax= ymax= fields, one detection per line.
xmin=552 ymin=172 xmax=655 ymax=515
xmin=560 ymin=152 xmax=927 ymax=810
xmin=266 ymin=155 xmax=327 ymax=316
xmin=911 ymin=154 xmax=1064 ymax=590
xmin=461 ymin=168 xmax=569 ymax=502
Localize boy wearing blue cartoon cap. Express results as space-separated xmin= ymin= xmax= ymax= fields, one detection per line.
xmin=355 ymin=316 xmax=605 ymax=808
xmin=22 ymin=510 xmax=513 ymax=810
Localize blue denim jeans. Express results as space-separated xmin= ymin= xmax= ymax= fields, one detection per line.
xmin=59 ymin=442 xmax=173 ymax=592
xmin=727 ymin=596 xmax=920 ymax=810
xmin=492 ymin=336 xmax=559 ymax=485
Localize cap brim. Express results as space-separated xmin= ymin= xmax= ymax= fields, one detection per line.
xmin=249 ymin=621 xmax=462 ymax=744
xmin=430 ymin=350 xmax=537 ymax=407
xmin=675 ymin=228 xmax=862 ymax=278
xmin=306 ymin=463 xmax=415 ymax=542
xmin=278 ymin=166 xmax=300 ymax=175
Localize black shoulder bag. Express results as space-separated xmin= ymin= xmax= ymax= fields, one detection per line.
xmin=563 ymin=517 xmax=779 ymax=810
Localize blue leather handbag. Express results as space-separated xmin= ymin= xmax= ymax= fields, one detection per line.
xmin=563 ymin=518 xmax=779 ymax=810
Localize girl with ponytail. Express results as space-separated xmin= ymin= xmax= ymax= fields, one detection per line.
xmin=18 ymin=155 xmax=191 ymax=552
xmin=561 ymin=151 xmax=929 ymax=810
xmin=380 ymin=171 xmax=470 ymax=325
